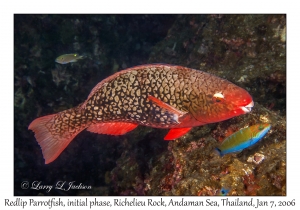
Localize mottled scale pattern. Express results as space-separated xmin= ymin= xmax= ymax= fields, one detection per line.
xmin=80 ymin=64 xmax=229 ymax=128
xmin=46 ymin=106 xmax=89 ymax=139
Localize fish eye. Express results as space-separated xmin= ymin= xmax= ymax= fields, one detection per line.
xmin=212 ymin=96 xmax=224 ymax=103
xmin=212 ymin=92 xmax=224 ymax=103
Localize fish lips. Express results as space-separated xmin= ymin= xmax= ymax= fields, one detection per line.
xmin=240 ymin=100 xmax=254 ymax=113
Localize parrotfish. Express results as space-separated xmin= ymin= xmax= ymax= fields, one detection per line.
xmin=55 ymin=54 xmax=85 ymax=64
xmin=216 ymin=124 xmax=271 ymax=156
xmin=28 ymin=64 xmax=254 ymax=164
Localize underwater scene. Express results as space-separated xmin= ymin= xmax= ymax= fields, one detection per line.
xmin=14 ymin=14 xmax=286 ymax=196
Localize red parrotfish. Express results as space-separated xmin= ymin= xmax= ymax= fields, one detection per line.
xmin=28 ymin=64 xmax=254 ymax=164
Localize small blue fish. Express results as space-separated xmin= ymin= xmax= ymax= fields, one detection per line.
xmin=216 ymin=124 xmax=271 ymax=156
xmin=55 ymin=54 xmax=85 ymax=64
xmin=219 ymin=188 xmax=229 ymax=196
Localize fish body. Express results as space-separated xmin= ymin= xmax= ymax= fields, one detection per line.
xmin=55 ymin=54 xmax=85 ymax=64
xmin=28 ymin=64 xmax=254 ymax=164
xmin=216 ymin=124 xmax=271 ymax=156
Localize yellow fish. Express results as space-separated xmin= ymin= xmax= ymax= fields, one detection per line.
xmin=216 ymin=124 xmax=271 ymax=156
xmin=55 ymin=54 xmax=85 ymax=64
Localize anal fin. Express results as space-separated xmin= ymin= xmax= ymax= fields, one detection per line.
xmin=164 ymin=127 xmax=192 ymax=140
xmin=87 ymin=122 xmax=138 ymax=135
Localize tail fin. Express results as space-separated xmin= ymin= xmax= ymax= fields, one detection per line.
xmin=28 ymin=107 xmax=87 ymax=164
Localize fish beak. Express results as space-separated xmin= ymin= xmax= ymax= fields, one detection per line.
xmin=241 ymin=101 xmax=254 ymax=113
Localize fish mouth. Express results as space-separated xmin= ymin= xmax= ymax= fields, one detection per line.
xmin=240 ymin=101 xmax=254 ymax=113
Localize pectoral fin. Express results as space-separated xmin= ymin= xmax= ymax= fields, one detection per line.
xmin=164 ymin=127 xmax=192 ymax=140
xmin=148 ymin=95 xmax=187 ymax=123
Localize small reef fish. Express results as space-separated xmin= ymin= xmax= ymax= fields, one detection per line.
xmin=216 ymin=124 xmax=271 ymax=156
xmin=28 ymin=64 xmax=254 ymax=164
xmin=219 ymin=188 xmax=229 ymax=196
xmin=55 ymin=54 xmax=85 ymax=64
